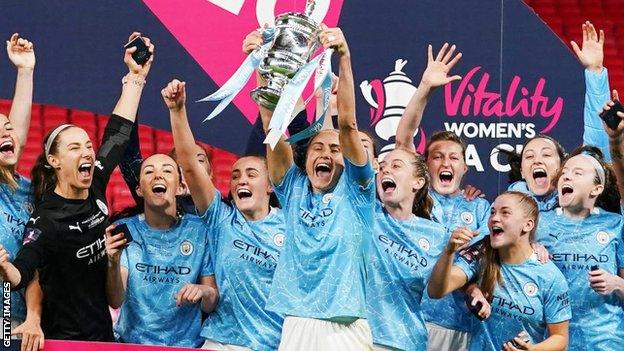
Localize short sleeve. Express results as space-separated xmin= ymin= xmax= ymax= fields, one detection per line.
xmin=200 ymin=241 xmax=214 ymax=277
xmin=343 ymin=157 xmax=375 ymax=207
xmin=476 ymin=200 xmax=491 ymax=233
xmin=120 ymin=247 xmax=129 ymax=269
xmin=543 ymin=270 xmax=572 ymax=324
xmin=617 ymin=227 xmax=624 ymax=269
xmin=199 ymin=191 xmax=234 ymax=228
xmin=272 ymin=165 xmax=305 ymax=209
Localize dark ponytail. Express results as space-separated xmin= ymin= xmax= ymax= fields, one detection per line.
xmin=397 ymin=148 xmax=432 ymax=219
xmin=31 ymin=148 xmax=59 ymax=205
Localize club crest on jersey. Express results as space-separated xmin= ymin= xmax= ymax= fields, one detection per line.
xmin=180 ymin=240 xmax=194 ymax=256
xmin=273 ymin=233 xmax=285 ymax=247
xmin=24 ymin=202 xmax=34 ymax=215
xmin=322 ymin=193 xmax=334 ymax=204
xmin=523 ymin=282 xmax=538 ymax=297
xmin=596 ymin=231 xmax=610 ymax=245
xmin=23 ymin=227 xmax=42 ymax=245
xmin=461 ymin=211 xmax=474 ymax=225
xmin=96 ymin=199 xmax=109 ymax=216
xmin=418 ymin=238 xmax=431 ymax=251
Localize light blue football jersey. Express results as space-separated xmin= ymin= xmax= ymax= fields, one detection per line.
xmin=537 ymin=208 xmax=624 ymax=350
xmin=200 ymin=192 xmax=286 ymax=351
xmin=508 ymin=181 xmax=558 ymax=213
xmin=114 ymin=214 xmax=213 ymax=347
xmin=422 ymin=190 xmax=490 ymax=332
xmin=266 ymin=159 xmax=375 ymax=320
xmin=456 ymin=243 xmax=571 ymax=351
xmin=367 ymin=201 xmax=447 ymax=350
xmin=0 ymin=176 xmax=33 ymax=321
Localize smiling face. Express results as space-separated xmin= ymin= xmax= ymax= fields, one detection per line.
xmin=47 ymin=127 xmax=96 ymax=192
xmin=426 ymin=140 xmax=467 ymax=195
xmin=0 ymin=114 xmax=20 ymax=168
xmin=488 ymin=193 xmax=536 ymax=249
xmin=557 ymin=155 xmax=603 ymax=211
xmin=377 ymin=149 xmax=425 ymax=207
xmin=230 ymin=156 xmax=272 ymax=217
xmin=305 ymin=130 xmax=344 ymax=193
xmin=520 ymin=137 xmax=561 ymax=196
xmin=136 ymin=154 xmax=184 ymax=209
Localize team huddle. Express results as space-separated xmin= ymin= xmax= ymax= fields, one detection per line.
xmin=0 ymin=20 xmax=623 ymax=351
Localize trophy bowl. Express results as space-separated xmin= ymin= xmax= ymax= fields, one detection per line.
xmin=251 ymin=12 xmax=320 ymax=110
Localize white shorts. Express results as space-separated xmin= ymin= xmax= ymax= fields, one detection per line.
xmin=278 ymin=316 xmax=373 ymax=351
xmin=425 ymin=322 xmax=470 ymax=351
xmin=201 ymin=339 xmax=252 ymax=351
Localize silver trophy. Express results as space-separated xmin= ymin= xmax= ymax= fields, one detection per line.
xmin=251 ymin=1 xmax=320 ymax=110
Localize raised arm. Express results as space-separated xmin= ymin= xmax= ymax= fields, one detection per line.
xmin=112 ymin=32 xmax=154 ymax=122
xmin=6 ymin=33 xmax=35 ymax=149
xmin=396 ymin=43 xmax=462 ymax=151
xmin=318 ymin=25 xmax=367 ymax=168
xmin=571 ymin=21 xmax=612 ymax=161
xmin=601 ymin=90 xmax=624 ymax=201
xmin=427 ymin=227 xmax=475 ymax=298
xmin=165 ymin=80 xmax=216 ymax=215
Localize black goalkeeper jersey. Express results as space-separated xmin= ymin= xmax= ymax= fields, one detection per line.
xmin=13 ymin=114 xmax=133 ymax=341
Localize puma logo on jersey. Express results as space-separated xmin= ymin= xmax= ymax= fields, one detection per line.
xmin=28 ymin=216 xmax=40 ymax=225
xmin=69 ymin=223 xmax=82 ymax=233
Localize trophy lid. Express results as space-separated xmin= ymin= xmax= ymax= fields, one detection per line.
xmin=275 ymin=12 xmax=319 ymax=29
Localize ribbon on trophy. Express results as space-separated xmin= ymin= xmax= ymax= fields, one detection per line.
xmin=286 ymin=48 xmax=333 ymax=144
xmin=264 ymin=48 xmax=333 ymax=149
xmin=197 ymin=28 xmax=274 ymax=121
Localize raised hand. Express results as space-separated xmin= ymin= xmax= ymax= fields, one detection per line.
xmin=445 ymin=227 xmax=477 ymax=254
xmin=6 ymin=33 xmax=35 ymax=70
xmin=571 ymin=21 xmax=604 ymax=73
xmin=104 ymin=224 xmax=127 ymax=264
xmin=420 ymin=43 xmax=462 ymax=90
xmin=319 ymin=24 xmax=349 ymax=57
xmin=124 ymin=32 xmax=154 ymax=77
xmin=161 ymin=79 xmax=187 ymax=112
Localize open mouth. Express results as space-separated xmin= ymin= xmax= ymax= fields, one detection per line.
xmin=315 ymin=162 xmax=332 ymax=179
xmin=532 ymin=168 xmax=548 ymax=187
xmin=439 ymin=171 xmax=453 ymax=185
xmin=78 ymin=162 xmax=92 ymax=178
xmin=380 ymin=177 xmax=397 ymax=193
xmin=561 ymin=184 xmax=573 ymax=196
xmin=0 ymin=140 xmax=15 ymax=157
xmin=491 ymin=225 xmax=504 ymax=237
xmin=151 ymin=184 xmax=167 ymax=194
xmin=236 ymin=188 xmax=253 ymax=199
